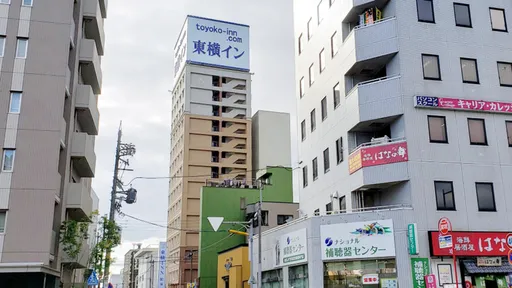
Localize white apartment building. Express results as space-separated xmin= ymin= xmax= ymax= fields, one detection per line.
xmin=135 ymin=248 xmax=158 ymax=288
xmin=290 ymin=0 xmax=512 ymax=286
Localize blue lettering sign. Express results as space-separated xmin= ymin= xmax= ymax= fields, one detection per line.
xmin=416 ymin=96 xmax=439 ymax=107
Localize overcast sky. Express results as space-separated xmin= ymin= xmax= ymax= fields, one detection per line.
xmin=93 ymin=0 xmax=296 ymax=273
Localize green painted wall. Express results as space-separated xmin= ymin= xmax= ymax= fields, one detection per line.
xmin=198 ymin=167 xmax=293 ymax=287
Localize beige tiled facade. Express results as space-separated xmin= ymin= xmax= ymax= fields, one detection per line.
xmin=168 ymin=65 xmax=252 ymax=287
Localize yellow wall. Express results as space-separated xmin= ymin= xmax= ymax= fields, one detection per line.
xmin=217 ymin=246 xmax=250 ymax=288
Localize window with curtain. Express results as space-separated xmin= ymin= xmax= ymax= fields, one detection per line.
xmin=467 ymin=118 xmax=487 ymax=145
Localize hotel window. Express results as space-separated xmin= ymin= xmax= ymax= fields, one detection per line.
xmin=454 ymin=3 xmax=472 ymax=28
xmin=416 ymin=0 xmax=435 ymax=23
xmin=476 ymin=183 xmax=496 ymax=212
xmin=323 ymin=148 xmax=330 ymax=173
xmin=2 ymin=149 xmax=15 ymax=172
xmin=490 ymin=8 xmax=507 ymax=32
xmin=460 ymin=58 xmax=479 ymax=84
xmin=422 ymin=54 xmax=441 ymax=80
xmin=321 ymin=96 xmax=327 ymax=121
xmin=435 ymin=181 xmax=456 ymax=211
xmin=9 ymin=92 xmax=22 ymax=113
xmin=0 ymin=212 xmax=5 ymax=233
xmin=16 ymin=38 xmax=28 ymax=58
xmin=428 ymin=116 xmax=448 ymax=143
xmin=497 ymin=62 xmax=512 ymax=87
xmin=506 ymin=121 xmax=512 ymax=147
xmin=298 ymin=33 xmax=304 ymax=54
xmin=468 ymin=118 xmax=487 ymax=145
xmin=312 ymin=157 xmax=318 ymax=180
xmin=319 ymin=48 xmax=325 ymax=72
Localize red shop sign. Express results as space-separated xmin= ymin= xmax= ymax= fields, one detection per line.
xmin=425 ymin=274 xmax=437 ymax=288
xmin=430 ymin=231 xmax=509 ymax=256
xmin=348 ymin=141 xmax=408 ymax=174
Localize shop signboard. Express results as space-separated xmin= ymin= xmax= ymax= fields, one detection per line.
xmin=408 ymin=223 xmax=419 ymax=255
xmin=415 ymin=96 xmax=512 ymax=115
xmin=158 ymin=242 xmax=167 ymax=288
xmin=362 ymin=274 xmax=379 ymax=284
xmin=506 ymin=233 xmax=512 ymax=248
xmin=348 ymin=142 xmax=408 ymax=174
xmin=276 ymin=228 xmax=308 ymax=267
xmin=430 ymin=232 xmax=509 ymax=256
xmin=439 ymin=235 xmax=453 ymax=249
xmin=320 ymin=219 xmax=395 ymax=260
xmin=411 ymin=258 xmax=429 ymax=288
xmin=476 ymin=257 xmax=501 ymax=267
xmin=425 ymin=274 xmax=437 ymax=288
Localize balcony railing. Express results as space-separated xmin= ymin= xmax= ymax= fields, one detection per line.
xmin=349 ymin=138 xmax=408 ymax=174
xmin=346 ymin=74 xmax=400 ymax=98
xmin=318 ymin=204 xmax=412 ymax=216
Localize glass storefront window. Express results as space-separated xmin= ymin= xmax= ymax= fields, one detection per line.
xmin=262 ymin=269 xmax=283 ymax=288
xmin=323 ymin=259 xmax=397 ymax=288
xmin=289 ymin=264 xmax=309 ymax=288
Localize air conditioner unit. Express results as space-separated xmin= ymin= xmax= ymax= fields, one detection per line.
xmin=371 ymin=135 xmax=390 ymax=144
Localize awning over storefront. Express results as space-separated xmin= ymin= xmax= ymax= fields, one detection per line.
xmin=462 ymin=260 xmax=512 ymax=274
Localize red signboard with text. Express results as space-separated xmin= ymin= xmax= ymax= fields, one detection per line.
xmin=416 ymin=96 xmax=512 ymax=114
xmin=430 ymin=231 xmax=509 ymax=256
xmin=348 ymin=142 xmax=408 ymax=174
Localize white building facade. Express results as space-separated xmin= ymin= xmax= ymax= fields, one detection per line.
xmin=293 ymin=0 xmax=512 ymax=287
xmin=135 ymin=248 xmax=159 ymax=288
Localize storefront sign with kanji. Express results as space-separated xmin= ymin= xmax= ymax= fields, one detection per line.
xmin=321 ymin=220 xmax=395 ymax=260
xmin=277 ymin=228 xmax=307 ymax=267
xmin=411 ymin=258 xmax=430 ymax=288
xmin=430 ymin=231 xmax=509 ymax=256
xmin=415 ymin=96 xmax=512 ymax=114
xmin=348 ymin=141 xmax=408 ymax=174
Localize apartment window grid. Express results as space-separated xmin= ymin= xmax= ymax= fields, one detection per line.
xmin=490 ymin=8 xmax=507 ymax=32
xmin=422 ymin=54 xmax=441 ymax=80
xmin=312 ymin=157 xmax=318 ymax=181
xmin=416 ymin=0 xmax=435 ymax=23
xmin=310 ymin=109 xmax=316 ymax=132
xmin=428 ymin=115 xmax=448 ymax=143
xmin=460 ymin=58 xmax=479 ymax=84
xmin=435 ymin=181 xmax=456 ymax=211
xmin=454 ymin=3 xmax=472 ymax=28
xmin=302 ymin=166 xmax=308 ymax=187
xmin=333 ymin=83 xmax=340 ymax=108
xmin=506 ymin=121 xmax=512 ymax=147
xmin=468 ymin=118 xmax=488 ymax=146
xmin=476 ymin=183 xmax=496 ymax=212
xmin=497 ymin=62 xmax=512 ymax=87
xmin=336 ymin=137 xmax=343 ymax=164
xmin=319 ymin=48 xmax=326 ymax=73
xmin=321 ymin=96 xmax=327 ymax=121
xmin=323 ymin=148 xmax=330 ymax=173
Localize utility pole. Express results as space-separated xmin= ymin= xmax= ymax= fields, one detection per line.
xmin=103 ymin=122 xmax=137 ymax=287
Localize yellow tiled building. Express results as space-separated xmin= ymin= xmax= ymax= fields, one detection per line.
xmin=217 ymin=245 xmax=250 ymax=288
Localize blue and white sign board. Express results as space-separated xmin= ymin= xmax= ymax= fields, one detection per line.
xmin=173 ymin=15 xmax=250 ymax=83
xmin=158 ymin=241 xmax=167 ymax=288
xmin=439 ymin=235 xmax=453 ymax=249
xmin=87 ymin=270 xmax=99 ymax=286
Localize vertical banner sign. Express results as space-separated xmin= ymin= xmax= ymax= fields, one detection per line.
xmin=158 ymin=242 xmax=167 ymax=288
xmin=408 ymin=223 xmax=419 ymax=255
xmin=411 ymin=258 xmax=430 ymax=288
xmin=425 ymin=274 xmax=438 ymax=288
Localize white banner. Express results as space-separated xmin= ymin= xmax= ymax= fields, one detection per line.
xmin=173 ymin=15 xmax=250 ymax=84
xmin=275 ymin=228 xmax=308 ymax=267
xmin=320 ymin=219 xmax=396 ymax=260
xmin=158 ymin=242 xmax=167 ymax=288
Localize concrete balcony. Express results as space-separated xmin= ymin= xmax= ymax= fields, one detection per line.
xmin=83 ymin=0 xmax=105 ymax=55
xmin=342 ymin=17 xmax=398 ymax=75
xmin=61 ymin=241 xmax=90 ymax=269
xmin=67 ymin=182 xmax=93 ymax=221
xmin=65 ymin=66 xmax=71 ymax=96
xmin=79 ymin=39 xmax=102 ymax=94
xmin=71 ymin=132 xmax=96 ymax=178
xmin=345 ymin=75 xmax=403 ymax=130
xmin=99 ymin=0 xmax=108 ymax=18
xmin=70 ymin=18 xmax=76 ymax=48
xmin=348 ymin=138 xmax=409 ymax=190
xmin=340 ymin=0 xmax=390 ymax=23
xmin=76 ymin=84 xmax=99 ymax=135
xmin=60 ymin=118 xmax=67 ymax=148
